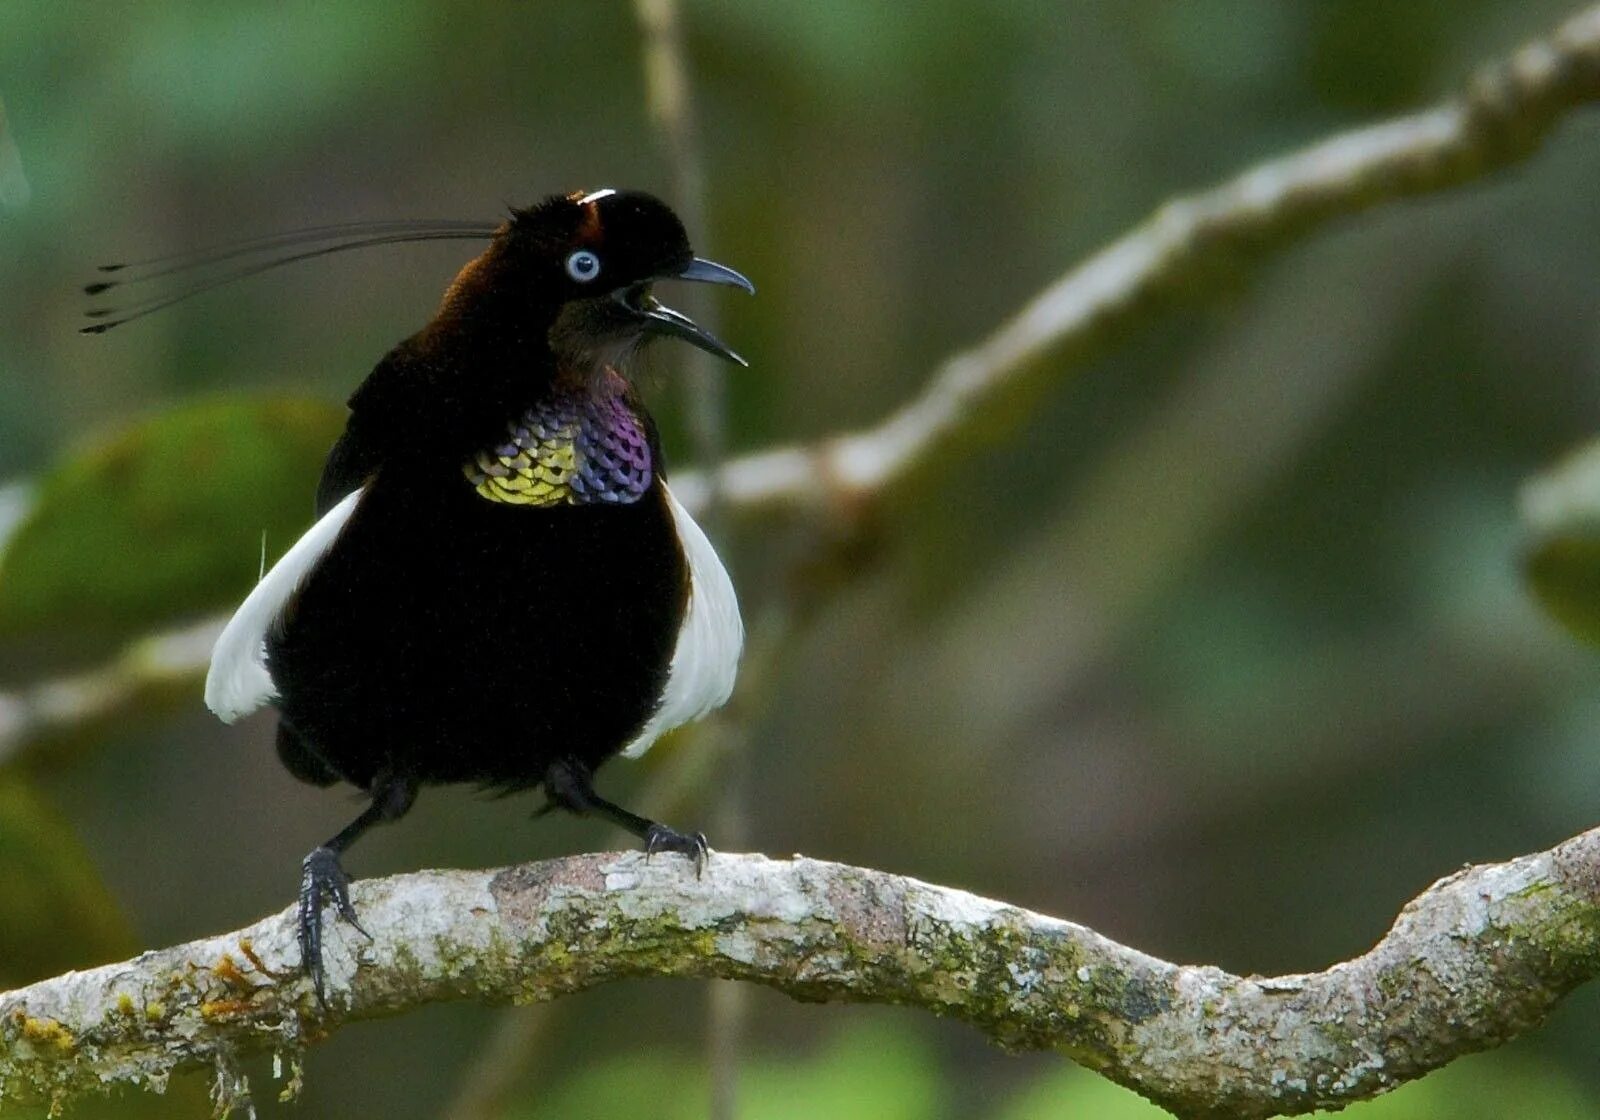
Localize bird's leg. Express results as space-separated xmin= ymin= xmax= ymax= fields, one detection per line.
xmin=299 ymin=774 xmax=417 ymax=1006
xmin=542 ymin=757 xmax=709 ymax=875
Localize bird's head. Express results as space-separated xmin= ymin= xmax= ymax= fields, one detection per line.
xmin=82 ymin=186 xmax=752 ymax=376
xmin=438 ymin=188 xmax=753 ymax=371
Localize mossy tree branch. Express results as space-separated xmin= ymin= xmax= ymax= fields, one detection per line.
xmin=4 ymin=832 xmax=1600 ymax=1119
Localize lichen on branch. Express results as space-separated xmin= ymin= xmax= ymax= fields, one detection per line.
xmin=3 ymin=835 xmax=1600 ymax=1120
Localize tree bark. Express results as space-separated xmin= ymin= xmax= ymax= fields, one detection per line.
xmin=4 ymin=832 xmax=1600 ymax=1118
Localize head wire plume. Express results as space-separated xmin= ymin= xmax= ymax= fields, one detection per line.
xmin=81 ymin=217 xmax=500 ymax=334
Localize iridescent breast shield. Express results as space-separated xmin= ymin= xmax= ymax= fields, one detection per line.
xmin=464 ymin=385 xmax=652 ymax=507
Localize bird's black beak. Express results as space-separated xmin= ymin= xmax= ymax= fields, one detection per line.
xmin=675 ymin=256 xmax=755 ymax=294
xmin=622 ymin=256 xmax=754 ymax=366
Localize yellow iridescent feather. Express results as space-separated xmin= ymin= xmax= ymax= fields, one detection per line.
xmin=464 ymin=423 xmax=580 ymax=507
xmin=464 ymin=383 xmax=655 ymax=509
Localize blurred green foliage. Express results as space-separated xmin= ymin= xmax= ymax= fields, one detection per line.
xmin=1 ymin=2 xmax=1599 ymax=1118
xmin=0 ymin=397 xmax=341 ymax=647
xmin=509 ymin=1023 xmax=939 ymax=1120
xmin=0 ymin=776 xmax=133 ymax=987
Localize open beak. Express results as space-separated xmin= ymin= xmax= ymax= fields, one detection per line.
xmin=676 ymin=256 xmax=755 ymax=294
xmin=623 ymin=256 xmax=754 ymax=366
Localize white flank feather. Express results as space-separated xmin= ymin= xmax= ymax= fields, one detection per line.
xmin=204 ymin=487 xmax=365 ymax=723
xmin=622 ymin=483 xmax=743 ymax=757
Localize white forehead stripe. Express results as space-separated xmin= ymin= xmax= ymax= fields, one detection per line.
xmin=577 ymin=188 xmax=617 ymax=205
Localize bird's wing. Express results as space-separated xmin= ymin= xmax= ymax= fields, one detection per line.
xmin=315 ymin=420 xmax=384 ymax=516
xmin=620 ymin=482 xmax=743 ymax=757
xmin=204 ymin=486 xmax=366 ymax=723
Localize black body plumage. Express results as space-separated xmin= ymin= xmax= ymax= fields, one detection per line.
xmin=196 ymin=189 xmax=752 ymax=1002
xmin=268 ymin=418 xmax=688 ymax=792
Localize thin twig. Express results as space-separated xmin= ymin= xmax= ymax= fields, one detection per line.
xmin=635 ymin=4 xmax=747 ymax=1116
xmin=439 ymin=1006 xmax=551 ymax=1120
xmin=637 ymin=0 xmax=727 ymax=523
xmin=0 ymin=617 xmax=221 ymax=768
xmin=440 ymin=9 xmax=732 ymax=1118
xmin=0 ymin=93 xmax=31 ymax=210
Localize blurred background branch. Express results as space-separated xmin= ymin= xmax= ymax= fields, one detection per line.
xmin=632 ymin=6 xmax=750 ymax=1120
xmin=0 ymin=92 xmax=29 ymax=211
xmin=670 ymin=3 xmax=1600 ymax=520
xmin=0 ymin=618 xmax=219 ymax=769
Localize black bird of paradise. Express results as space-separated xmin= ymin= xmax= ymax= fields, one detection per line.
xmin=86 ymin=188 xmax=753 ymax=1002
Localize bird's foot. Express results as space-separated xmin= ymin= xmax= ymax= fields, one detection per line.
xmin=644 ymin=824 xmax=709 ymax=878
xmin=298 ymin=846 xmax=368 ymax=1006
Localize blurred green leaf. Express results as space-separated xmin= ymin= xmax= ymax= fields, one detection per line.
xmin=0 ymin=395 xmax=342 ymax=644
xmin=740 ymin=1022 xmax=940 ymax=1120
xmin=510 ymin=1021 xmax=941 ymax=1120
xmin=1305 ymin=0 xmax=1463 ymax=112
xmin=1520 ymin=438 xmax=1600 ymax=646
xmin=0 ymin=774 xmax=134 ymax=986
xmin=995 ymin=1066 xmax=1168 ymax=1120
xmin=0 ymin=1071 xmax=214 ymax=1120
xmin=122 ymin=4 xmax=437 ymax=147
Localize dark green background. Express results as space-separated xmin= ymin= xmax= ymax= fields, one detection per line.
xmin=2 ymin=3 xmax=1599 ymax=1117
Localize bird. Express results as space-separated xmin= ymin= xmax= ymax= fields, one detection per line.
xmin=185 ymin=188 xmax=750 ymax=1002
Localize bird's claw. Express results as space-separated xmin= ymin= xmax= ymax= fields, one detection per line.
xmin=299 ymin=846 xmax=365 ymax=1006
xmin=644 ymin=824 xmax=709 ymax=878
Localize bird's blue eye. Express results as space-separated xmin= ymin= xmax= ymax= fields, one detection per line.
xmin=565 ymin=250 xmax=601 ymax=283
